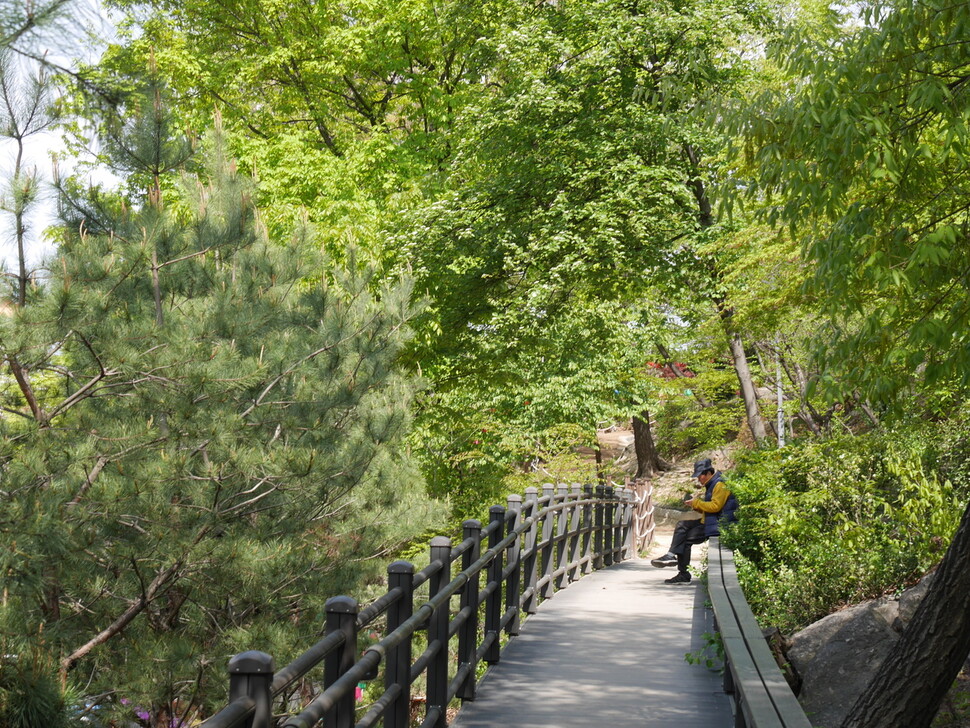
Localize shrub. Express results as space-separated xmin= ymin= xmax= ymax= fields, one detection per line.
xmin=0 ymin=648 xmax=80 ymax=728
xmin=723 ymin=426 xmax=959 ymax=632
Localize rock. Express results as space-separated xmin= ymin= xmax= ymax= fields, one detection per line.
xmin=895 ymin=571 xmax=935 ymax=630
xmin=788 ymin=576 xmax=935 ymax=728
xmin=788 ymin=598 xmax=900 ymax=728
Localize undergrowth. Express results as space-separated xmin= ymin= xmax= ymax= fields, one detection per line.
xmin=721 ymin=419 xmax=969 ymax=633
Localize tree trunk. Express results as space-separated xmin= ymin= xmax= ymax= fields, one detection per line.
xmin=841 ymin=501 xmax=970 ymax=728
xmin=632 ymin=411 xmax=671 ymax=478
xmin=683 ymin=143 xmax=766 ymax=445
xmin=594 ymin=443 xmax=605 ymax=485
xmin=727 ymin=333 xmax=767 ymax=445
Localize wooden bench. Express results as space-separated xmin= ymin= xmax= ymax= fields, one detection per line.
xmin=707 ymin=537 xmax=813 ymax=728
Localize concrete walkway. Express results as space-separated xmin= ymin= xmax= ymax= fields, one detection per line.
xmin=451 ymin=555 xmax=734 ymax=728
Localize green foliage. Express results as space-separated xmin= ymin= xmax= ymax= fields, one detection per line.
xmin=724 ymin=426 xmax=963 ymax=631
xmin=0 ymin=80 xmax=437 ymax=715
xmin=684 ymin=631 xmax=724 ymax=671
xmin=739 ymin=0 xmax=970 ymax=404
xmin=0 ymin=647 xmax=79 ymax=728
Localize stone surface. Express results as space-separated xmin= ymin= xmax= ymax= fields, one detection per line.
xmin=896 ymin=571 xmax=935 ymax=629
xmin=788 ymin=598 xmax=900 ymax=728
xmin=788 ymin=575 xmax=937 ymax=728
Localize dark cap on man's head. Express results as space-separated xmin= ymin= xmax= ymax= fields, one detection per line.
xmin=692 ymin=458 xmax=714 ymax=478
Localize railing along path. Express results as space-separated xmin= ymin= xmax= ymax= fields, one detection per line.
xmin=201 ymin=483 xmax=639 ymax=728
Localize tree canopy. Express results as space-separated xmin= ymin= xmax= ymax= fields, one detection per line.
xmin=3 ymin=0 xmax=970 ymax=724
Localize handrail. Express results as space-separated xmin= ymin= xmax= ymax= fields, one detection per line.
xmin=200 ymin=481 xmax=647 ymax=728
xmin=707 ymin=537 xmax=812 ymax=728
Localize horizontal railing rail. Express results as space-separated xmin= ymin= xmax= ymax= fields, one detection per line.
xmin=707 ymin=537 xmax=812 ymax=728
xmin=200 ymin=482 xmax=646 ymax=728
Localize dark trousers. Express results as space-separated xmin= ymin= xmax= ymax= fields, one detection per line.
xmin=670 ymin=518 xmax=707 ymax=573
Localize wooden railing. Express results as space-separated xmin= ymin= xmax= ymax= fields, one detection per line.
xmin=628 ymin=477 xmax=656 ymax=554
xmin=707 ymin=538 xmax=812 ymax=728
xmin=200 ymin=483 xmax=644 ymax=728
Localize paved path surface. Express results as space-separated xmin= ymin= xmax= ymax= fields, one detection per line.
xmin=451 ymin=554 xmax=734 ymax=728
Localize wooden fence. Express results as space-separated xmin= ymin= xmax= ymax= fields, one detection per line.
xmin=200 ymin=483 xmax=646 ymax=728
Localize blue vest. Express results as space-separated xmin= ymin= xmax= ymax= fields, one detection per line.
xmin=703 ymin=472 xmax=738 ymax=537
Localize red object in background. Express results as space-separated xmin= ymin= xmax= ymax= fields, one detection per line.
xmin=646 ymin=361 xmax=695 ymax=379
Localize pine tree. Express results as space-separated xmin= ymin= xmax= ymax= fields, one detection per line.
xmin=0 ymin=74 xmax=433 ymax=724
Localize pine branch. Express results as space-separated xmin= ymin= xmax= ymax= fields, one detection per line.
xmin=6 ymin=356 xmax=47 ymax=425
xmin=60 ymin=560 xmax=182 ymax=678
xmin=65 ymin=438 xmax=166 ymax=509
xmin=45 ymin=333 xmax=121 ymax=422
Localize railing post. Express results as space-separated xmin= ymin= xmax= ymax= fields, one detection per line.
xmin=458 ymin=519 xmax=482 ymax=698
xmin=484 ymin=505 xmax=505 ymax=664
xmin=613 ymin=486 xmax=625 ymax=562
xmin=619 ymin=486 xmax=634 ymax=560
xmin=523 ymin=487 xmax=539 ymax=614
xmin=605 ymin=486 xmax=616 ymax=566
xmin=594 ymin=485 xmax=605 ymax=569
xmin=324 ymin=596 xmax=358 ymax=728
xmin=540 ymin=483 xmax=555 ymax=599
xmin=568 ymin=484 xmax=583 ymax=581
xmin=427 ymin=536 xmax=452 ymax=728
xmin=582 ymin=484 xmax=594 ymax=574
xmin=505 ymin=494 xmax=523 ymax=635
xmin=228 ymin=651 xmax=275 ymax=728
xmin=614 ymin=486 xmax=625 ymax=561
xmin=555 ymin=484 xmax=570 ymax=589
xmin=385 ymin=561 xmax=414 ymax=728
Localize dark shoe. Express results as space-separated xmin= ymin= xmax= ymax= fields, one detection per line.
xmin=650 ymin=552 xmax=678 ymax=568
xmin=664 ymin=572 xmax=691 ymax=584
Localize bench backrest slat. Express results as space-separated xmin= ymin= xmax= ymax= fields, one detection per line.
xmin=707 ymin=538 xmax=813 ymax=728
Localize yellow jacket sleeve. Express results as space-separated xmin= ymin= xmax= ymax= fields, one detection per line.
xmin=692 ymin=482 xmax=730 ymax=514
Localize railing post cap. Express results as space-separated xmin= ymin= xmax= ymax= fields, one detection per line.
xmin=388 ymin=560 xmax=415 ymax=574
xmin=542 ymin=483 xmax=555 ymax=492
xmin=325 ymin=595 xmax=359 ymax=614
xmin=228 ymin=650 xmax=275 ymax=674
xmin=462 ymin=518 xmax=482 ymax=529
xmin=430 ymin=536 xmax=452 ymax=548
xmin=489 ymin=504 xmax=506 ymax=515
xmin=507 ymin=494 xmax=522 ymax=503
xmin=525 ymin=486 xmax=538 ymax=496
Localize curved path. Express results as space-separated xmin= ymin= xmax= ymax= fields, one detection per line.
xmin=452 ymin=556 xmax=734 ymax=728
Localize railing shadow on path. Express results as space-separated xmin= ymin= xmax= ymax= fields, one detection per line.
xmin=451 ymin=559 xmax=733 ymax=728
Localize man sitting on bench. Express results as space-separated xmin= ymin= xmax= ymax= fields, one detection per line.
xmin=650 ymin=458 xmax=738 ymax=584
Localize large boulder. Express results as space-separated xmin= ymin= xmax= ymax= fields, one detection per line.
xmin=786 ymin=574 xmax=933 ymax=728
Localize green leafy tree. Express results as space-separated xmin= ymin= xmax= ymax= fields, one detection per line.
xmin=743 ymin=0 xmax=970 ymax=404
xmin=396 ymin=0 xmax=778 ymax=469
xmin=94 ymin=0 xmax=531 ymax=246
xmin=103 ymin=0 xmax=785 ymax=492
xmin=739 ymin=1 xmax=970 ymax=725
xmin=0 ymin=77 xmax=433 ymax=722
